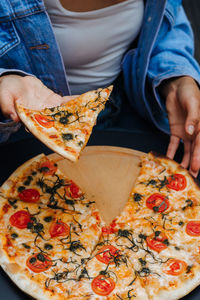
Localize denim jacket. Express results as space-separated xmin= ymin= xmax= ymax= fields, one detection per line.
xmin=0 ymin=0 xmax=200 ymax=142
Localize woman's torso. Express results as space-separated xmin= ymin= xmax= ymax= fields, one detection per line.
xmin=44 ymin=0 xmax=144 ymax=94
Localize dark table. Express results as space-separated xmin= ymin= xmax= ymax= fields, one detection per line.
xmin=0 ymin=128 xmax=199 ymax=300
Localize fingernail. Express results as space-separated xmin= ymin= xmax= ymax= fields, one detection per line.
xmin=187 ymin=125 xmax=194 ymax=135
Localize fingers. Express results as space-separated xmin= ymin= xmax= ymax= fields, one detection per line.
xmin=166 ymin=135 xmax=180 ymax=159
xmin=0 ymin=90 xmax=19 ymax=122
xmin=180 ymin=140 xmax=191 ymax=169
xmin=185 ymin=97 xmax=200 ymax=136
xmin=189 ymin=132 xmax=200 ymax=177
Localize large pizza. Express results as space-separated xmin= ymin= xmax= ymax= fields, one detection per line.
xmin=0 ymin=151 xmax=200 ymax=299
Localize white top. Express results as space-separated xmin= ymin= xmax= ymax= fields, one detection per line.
xmin=44 ymin=0 xmax=144 ymax=94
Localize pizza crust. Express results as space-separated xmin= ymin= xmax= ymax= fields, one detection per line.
xmin=152 ymin=273 xmax=200 ymax=300
xmin=0 ymin=153 xmax=45 ymax=196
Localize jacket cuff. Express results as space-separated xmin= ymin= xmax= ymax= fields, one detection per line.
xmin=0 ymin=68 xmax=33 ymax=78
xmin=152 ymin=69 xmax=200 ymax=113
xmin=0 ymin=120 xmax=21 ymax=143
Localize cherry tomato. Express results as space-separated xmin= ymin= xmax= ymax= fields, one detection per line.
xmin=9 ymin=210 xmax=31 ymax=229
xmin=49 ymin=221 xmax=70 ymax=238
xmin=65 ymin=180 xmax=82 ymax=199
xmin=34 ymin=114 xmax=54 ymax=128
xmin=102 ymin=219 xmax=117 ymax=235
xmin=39 ymin=160 xmax=57 ymax=175
xmin=92 ymin=211 xmax=101 ymax=225
xmin=91 ymin=275 xmax=115 ymax=296
xmin=146 ymin=232 xmax=168 ymax=253
xmin=167 ymin=174 xmax=186 ymax=191
xmin=26 ymin=253 xmax=52 ymax=273
xmin=96 ymin=245 xmax=119 ymax=264
xmin=146 ymin=193 xmax=169 ymax=212
xmin=18 ymin=188 xmax=40 ymax=203
xmin=163 ymin=259 xmax=187 ymax=276
xmin=186 ymin=221 xmax=200 ymax=236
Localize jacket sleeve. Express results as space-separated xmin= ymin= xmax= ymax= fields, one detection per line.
xmin=147 ymin=3 xmax=200 ymax=113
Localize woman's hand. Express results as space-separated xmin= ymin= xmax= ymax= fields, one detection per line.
xmin=162 ymin=76 xmax=200 ymax=177
xmin=0 ymin=75 xmax=75 ymax=122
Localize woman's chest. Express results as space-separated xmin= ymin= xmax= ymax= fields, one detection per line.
xmin=59 ymin=0 xmax=128 ymax=12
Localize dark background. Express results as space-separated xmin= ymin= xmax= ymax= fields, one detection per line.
xmin=183 ymin=0 xmax=200 ymax=63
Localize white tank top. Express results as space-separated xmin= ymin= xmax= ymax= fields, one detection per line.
xmin=44 ymin=0 xmax=144 ymax=94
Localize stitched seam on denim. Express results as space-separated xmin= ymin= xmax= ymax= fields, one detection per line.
xmin=0 ymin=8 xmax=44 ymax=22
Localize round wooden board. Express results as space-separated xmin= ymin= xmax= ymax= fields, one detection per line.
xmin=48 ymin=146 xmax=145 ymax=224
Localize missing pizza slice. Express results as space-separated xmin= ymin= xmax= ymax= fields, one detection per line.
xmin=16 ymin=86 xmax=113 ymax=162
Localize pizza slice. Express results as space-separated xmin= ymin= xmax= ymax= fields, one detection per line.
xmin=68 ymin=235 xmax=149 ymax=299
xmin=114 ymin=152 xmax=200 ymax=222
xmin=99 ymin=218 xmax=200 ymax=300
xmin=0 ymin=154 xmax=105 ymax=299
xmin=16 ymin=86 xmax=113 ymax=162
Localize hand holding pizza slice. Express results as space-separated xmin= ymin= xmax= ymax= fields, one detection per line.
xmin=16 ymin=86 xmax=113 ymax=162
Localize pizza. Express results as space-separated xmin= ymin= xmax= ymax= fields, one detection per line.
xmin=15 ymin=86 xmax=113 ymax=162
xmin=0 ymin=151 xmax=200 ymax=299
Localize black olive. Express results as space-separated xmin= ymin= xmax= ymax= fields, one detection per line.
xmin=22 ymin=243 xmax=30 ymax=249
xmin=34 ymin=223 xmax=44 ymax=232
xmin=30 ymin=217 xmax=37 ymax=222
xmin=65 ymin=199 xmax=75 ymax=205
xmin=23 ymin=176 xmax=33 ymax=186
xmin=139 ymin=234 xmax=146 ymax=240
xmin=134 ymin=193 xmax=142 ymax=202
xmin=175 ymin=246 xmax=180 ymax=251
xmin=37 ymin=253 xmax=45 ymax=262
xmin=118 ymin=229 xmax=131 ymax=238
xmin=40 ymin=166 xmax=50 ymax=173
xmin=154 ymin=231 xmax=161 ymax=237
xmin=18 ymin=186 xmax=25 ymax=193
xmin=44 ymin=243 xmax=53 ymax=250
xmin=59 ymin=116 xmax=69 ymax=124
xmin=44 ymin=216 xmax=52 ymax=222
xmin=139 ymin=258 xmax=146 ymax=266
xmin=29 ymin=257 xmax=36 ymax=264
xmin=11 ymin=233 xmax=18 ymax=239
xmin=141 ymin=267 xmax=150 ymax=275
xmin=27 ymin=222 xmax=33 ymax=229
xmin=162 ymin=239 xmax=169 ymax=246
xmin=62 ymin=133 xmax=73 ymax=141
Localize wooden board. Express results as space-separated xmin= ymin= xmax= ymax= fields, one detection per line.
xmin=49 ymin=146 xmax=145 ymax=224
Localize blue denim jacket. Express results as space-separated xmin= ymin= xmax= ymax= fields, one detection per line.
xmin=0 ymin=0 xmax=200 ymax=142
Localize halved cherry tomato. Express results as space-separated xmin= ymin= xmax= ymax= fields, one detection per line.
xmin=163 ymin=259 xmax=187 ymax=276
xmin=39 ymin=160 xmax=57 ymax=175
xmin=49 ymin=221 xmax=70 ymax=238
xmin=102 ymin=219 xmax=117 ymax=235
xmin=18 ymin=188 xmax=40 ymax=203
xmin=92 ymin=211 xmax=101 ymax=225
xmin=91 ymin=275 xmax=115 ymax=296
xmin=26 ymin=253 xmax=52 ymax=273
xmin=9 ymin=210 xmax=31 ymax=229
xmin=146 ymin=232 xmax=168 ymax=253
xmin=96 ymin=245 xmax=119 ymax=264
xmin=186 ymin=221 xmax=200 ymax=236
xmin=146 ymin=193 xmax=169 ymax=212
xmin=167 ymin=174 xmax=186 ymax=191
xmin=34 ymin=114 xmax=54 ymax=128
xmin=65 ymin=180 xmax=82 ymax=199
